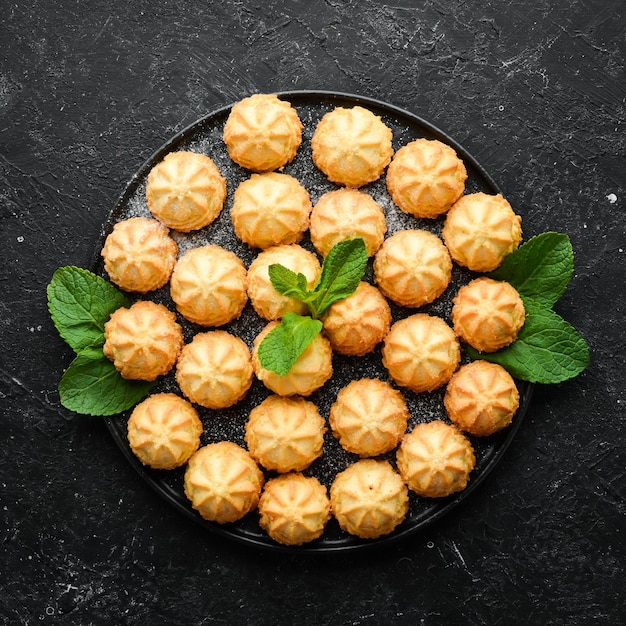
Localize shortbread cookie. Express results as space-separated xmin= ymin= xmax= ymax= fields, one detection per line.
xmin=146 ymin=151 xmax=226 ymax=232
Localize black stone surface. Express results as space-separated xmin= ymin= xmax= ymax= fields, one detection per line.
xmin=1 ymin=1 xmax=624 ymax=624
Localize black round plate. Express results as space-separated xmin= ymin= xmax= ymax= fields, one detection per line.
xmin=95 ymin=91 xmax=533 ymax=553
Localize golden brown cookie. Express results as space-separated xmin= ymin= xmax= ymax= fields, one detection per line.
xmin=309 ymin=188 xmax=387 ymax=257
xmin=442 ymin=192 xmax=522 ymax=272
xmin=396 ymin=420 xmax=476 ymax=498
xmin=246 ymin=244 xmax=321 ymax=321
xmin=101 ymin=217 xmax=178 ymax=293
xmin=245 ymin=395 xmax=326 ymax=472
xmin=146 ymin=151 xmax=226 ymax=232
xmin=223 ymin=93 xmax=303 ymax=172
xmin=373 ymin=229 xmax=452 ymax=308
xmin=176 ymin=331 xmax=253 ymax=409
xmin=231 ymin=172 xmax=312 ymax=249
xmin=386 ymin=138 xmax=467 ymax=218
xmin=311 ymin=106 xmax=393 ymax=187
xmin=329 ymin=378 xmax=409 ymax=457
xmin=444 ymin=361 xmax=520 ymax=436
xmin=103 ymin=301 xmax=183 ymax=381
xmin=170 ymin=245 xmax=247 ymax=327
xmin=127 ymin=393 xmax=202 ymax=469
xmin=330 ymin=459 xmax=408 ymax=539
xmin=258 ymin=473 xmax=331 ymax=546
xmin=451 ymin=277 xmax=525 ymax=352
xmin=252 ymin=322 xmax=333 ymax=397
xmin=184 ymin=442 xmax=264 ymax=524
xmin=382 ymin=314 xmax=460 ymax=392
xmin=322 ymin=282 xmax=391 ymax=356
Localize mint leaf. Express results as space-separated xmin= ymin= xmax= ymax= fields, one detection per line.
xmin=489 ymin=233 xmax=574 ymax=308
xmin=59 ymin=352 xmax=154 ymax=416
xmin=466 ymin=300 xmax=590 ymax=384
xmin=48 ymin=266 xmax=130 ymax=353
xmin=268 ymin=264 xmax=311 ymax=301
xmin=308 ymin=238 xmax=368 ymax=318
xmin=257 ymin=312 xmax=323 ymax=376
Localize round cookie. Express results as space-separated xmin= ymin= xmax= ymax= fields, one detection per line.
xmin=373 ymin=229 xmax=452 ymax=308
xmin=246 ymin=244 xmax=321 ymax=321
xmin=451 ymin=277 xmax=525 ymax=352
xmin=311 ymin=105 xmax=393 ymax=188
xmin=127 ymin=393 xmax=202 ymax=469
xmin=386 ymin=138 xmax=467 ymax=218
xmin=101 ymin=217 xmax=178 ymax=293
xmin=170 ymin=245 xmax=247 ymax=327
xmin=322 ymin=282 xmax=391 ymax=356
xmin=442 ymin=192 xmax=522 ymax=272
xmin=184 ymin=442 xmax=264 ymax=524
xmin=444 ymin=361 xmax=520 ymax=436
xmin=330 ymin=459 xmax=408 ymax=539
xmin=231 ymin=172 xmax=312 ymax=249
xmin=329 ymin=378 xmax=409 ymax=457
xmin=309 ymin=188 xmax=387 ymax=257
xmin=382 ymin=314 xmax=460 ymax=393
xmin=396 ymin=420 xmax=476 ymax=498
xmin=176 ymin=331 xmax=253 ymax=409
xmin=103 ymin=301 xmax=183 ymax=381
xmin=223 ymin=93 xmax=303 ymax=172
xmin=146 ymin=151 xmax=226 ymax=232
xmin=252 ymin=322 xmax=333 ymax=397
xmin=259 ymin=473 xmax=331 ymax=546
xmin=245 ymin=395 xmax=326 ymax=473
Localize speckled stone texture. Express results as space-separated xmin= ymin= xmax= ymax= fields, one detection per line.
xmin=1 ymin=1 xmax=624 ymax=624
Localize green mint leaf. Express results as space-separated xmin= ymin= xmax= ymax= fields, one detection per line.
xmin=47 ymin=266 xmax=130 ymax=353
xmin=466 ymin=300 xmax=590 ymax=384
xmin=489 ymin=232 xmax=574 ymax=308
xmin=308 ymin=238 xmax=368 ymax=318
xmin=268 ymin=264 xmax=311 ymax=301
xmin=257 ymin=312 xmax=323 ymax=376
xmin=59 ymin=352 xmax=154 ymax=416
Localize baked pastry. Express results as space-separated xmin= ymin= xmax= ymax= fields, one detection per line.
xmin=444 ymin=361 xmax=520 ymax=436
xmin=329 ymin=378 xmax=409 ymax=457
xmin=442 ymin=192 xmax=522 ymax=272
xmin=146 ymin=151 xmax=226 ymax=232
xmin=373 ymin=229 xmax=452 ymax=308
xmin=382 ymin=314 xmax=460 ymax=392
xmin=103 ymin=301 xmax=183 ymax=381
xmin=451 ymin=277 xmax=525 ymax=352
xmin=386 ymin=138 xmax=467 ymax=218
xmin=396 ymin=420 xmax=476 ymax=498
xmin=330 ymin=459 xmax=408 ymax=539
xmin=101 ymin=217 xmax=178 ymax=293
xmin=170 ymin=245 xmax=247 ymax=327
xmin=127 ymin=393 xmax=202 ymax=469
xmin=252 ymin=322 xmax=333 ymax=397
xmin=184 ymin=442 xmax=264 ymax=524
xmin=175 ymin=331 xmax=253 ymax=409
xmin=322 ymin=282 xmax=391 ymax=356
xmin=258 ymin=473 xmax=330 ymax=546
xmin=223 ymin=93 xmax=303 ymax=172
xmin=245 ymin=395 xmax=326 ymax=472
xmin=231 ymin=172 xmax=312 ymax=249
xmin=311 ymin=106 xmax=393 ymax=188
xmin=246 ymin=244 xmax=321 ymax=321
xmin=309 ymin=188 xmax=387 ymax=257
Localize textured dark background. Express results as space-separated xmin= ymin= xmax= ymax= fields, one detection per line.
xmin=1 ymin=1 xmax=625 ymax=624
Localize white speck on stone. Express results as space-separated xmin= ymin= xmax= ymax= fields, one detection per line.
xmin=17 ymin=236 xmax=24 ymax=242
xmin=607 ymin=193 xmax=617 ymax=203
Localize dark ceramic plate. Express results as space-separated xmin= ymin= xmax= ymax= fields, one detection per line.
xmin=95 ymin=91 xmax=533 ymax=553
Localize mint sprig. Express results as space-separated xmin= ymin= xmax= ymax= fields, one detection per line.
xmin=48 ymin=266 xmax=154 ymax=415
xmin=259 ymin=238 xmax=368 ymax=374
xmin=467 ymin=233 xmax=590 ymax=384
